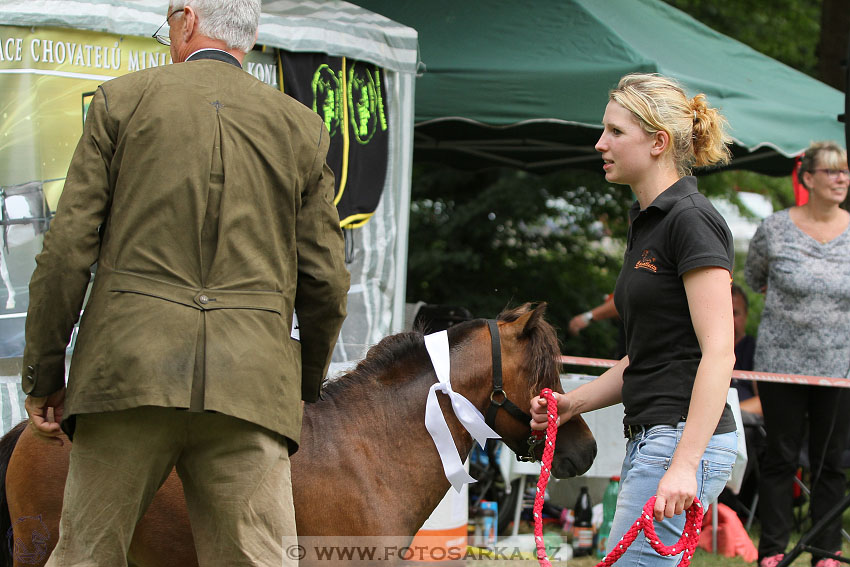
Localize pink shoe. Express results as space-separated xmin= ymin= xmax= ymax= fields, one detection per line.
xmin=758 ymin=555 xmax=784 ymax=567
xmin=814 ymin=557 xmax=842 ymax=567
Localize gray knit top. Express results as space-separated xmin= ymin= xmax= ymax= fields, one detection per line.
xmin=745 ymin=209 xmax=850 ymax=379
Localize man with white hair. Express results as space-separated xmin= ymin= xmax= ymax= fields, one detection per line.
xmin=22 ymin=1 xmax=349 ymax=565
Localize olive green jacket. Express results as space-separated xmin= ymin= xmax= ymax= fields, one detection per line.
xmin=22 ymin=55 xmax=349 ymax=447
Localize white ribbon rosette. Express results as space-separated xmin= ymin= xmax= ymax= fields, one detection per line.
xmin=424 ymin=330 xmax=500 ymax=492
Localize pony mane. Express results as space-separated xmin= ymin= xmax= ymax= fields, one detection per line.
xmin=321 ymin=330 xmax=430 ymax=398
xmin=321 ymin=303 xmax=561 ymax=401
xmin=498 ymin=303 xmax=562 ymax=395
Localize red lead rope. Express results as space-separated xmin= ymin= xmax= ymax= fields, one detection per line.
xmin=532 ymin=388 xmax=704 ymax=567
xmin=531 ymin=388 xmax=557 ymax=566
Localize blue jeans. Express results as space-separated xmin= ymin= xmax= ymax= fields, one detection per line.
xmin=605 ymin=423 xmax=738 ymax=566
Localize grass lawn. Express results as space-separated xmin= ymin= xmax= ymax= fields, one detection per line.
xmin=466 ymin=498 xmax=850 ymax=566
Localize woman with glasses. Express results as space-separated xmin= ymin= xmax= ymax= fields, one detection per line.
xmin=746 ymin=141 xmax=850 ymax=567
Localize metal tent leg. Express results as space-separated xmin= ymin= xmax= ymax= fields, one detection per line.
xmin=510 ymin=475 xmax=528 ymax=538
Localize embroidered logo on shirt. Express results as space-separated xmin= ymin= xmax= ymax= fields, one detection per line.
xmin=635 ymin=249 xmax=658 ymax=273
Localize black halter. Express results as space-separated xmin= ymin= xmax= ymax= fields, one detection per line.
xmin=484 ymin=319 xmax=544 ymax=462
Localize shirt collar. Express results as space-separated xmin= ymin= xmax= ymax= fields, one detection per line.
xmin=629 ymin=176 xmax=699 ymax=221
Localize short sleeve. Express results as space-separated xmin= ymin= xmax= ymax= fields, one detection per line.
xmin=669 ymin=203 xmax=734 ymax=276
xmin=745 ymin=220 xmax=769 ymax=292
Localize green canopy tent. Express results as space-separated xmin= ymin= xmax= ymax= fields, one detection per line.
xmin=353 ymin=0 xmax=845 ymax=176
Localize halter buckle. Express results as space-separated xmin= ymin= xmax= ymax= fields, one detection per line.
xmin=516 ymin=434 xmax=542 ymax=462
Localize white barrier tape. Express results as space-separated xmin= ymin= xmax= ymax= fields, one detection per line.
xmin=560 ymin=355 xmax=850 ymax=389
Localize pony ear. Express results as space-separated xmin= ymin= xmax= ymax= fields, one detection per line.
xmin=516 ymin=302 xmax=547 ymax=337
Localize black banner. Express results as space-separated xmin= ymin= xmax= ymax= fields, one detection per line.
xmin=279 ymin=51 xmax=389 ymax=229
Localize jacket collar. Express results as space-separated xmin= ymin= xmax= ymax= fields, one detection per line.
xmin=186 ymin=48 xmax=242 ymax=68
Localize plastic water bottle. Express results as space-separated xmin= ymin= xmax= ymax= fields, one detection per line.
xmin=572 ymin=486 xmax=594 ymax=556
xmin=480 ymin=501 xmax=498 ymax=548
xmin=596 ymin=476 xmax=620 ymax=558
xmin=560 ymin=507 xmax=574 ymax=536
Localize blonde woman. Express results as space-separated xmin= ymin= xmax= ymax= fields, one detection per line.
xmin=531 ymin=73 xmax=738 ymax=566
xmin=746 ymin=141 xmax=850 ymax=567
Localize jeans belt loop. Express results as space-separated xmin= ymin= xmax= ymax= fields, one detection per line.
xmin=624 ymin=424 xmax=646 ymax=439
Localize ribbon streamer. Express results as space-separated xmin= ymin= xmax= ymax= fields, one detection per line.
xmin=424 ymin=330 xmax=500 ymax=492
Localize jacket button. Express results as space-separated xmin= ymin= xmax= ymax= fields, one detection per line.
xmin=26 ymin=365 xmax=34 ymax=373
xmin=24 ymin=375 xmax=33 ymax=384
xmin=198 ymin=295 xmax=209 ymax=304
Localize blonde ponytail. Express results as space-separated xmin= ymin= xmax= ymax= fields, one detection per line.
xmin=610 ymin=74 xmax=732 ymax=176
xmin=691 ymin=94 xmax=732 ymax=169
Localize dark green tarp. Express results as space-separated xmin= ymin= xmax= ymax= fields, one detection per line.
xmin=353 ymin=0 xmax=845 ymax=175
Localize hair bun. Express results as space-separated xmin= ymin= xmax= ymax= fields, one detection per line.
xmin=690 ymin=95 xmax=707 ymax=120
xmin=689 ymin=94 xmax=730 ymax=168
xmin=610 ymin=73 xmax=731 ymax=174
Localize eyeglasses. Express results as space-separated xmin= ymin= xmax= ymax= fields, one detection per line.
xmin=813 ymin=168 xmax=850 ymax=180
xmin=152 ymin=8 xmax=184 ymax=46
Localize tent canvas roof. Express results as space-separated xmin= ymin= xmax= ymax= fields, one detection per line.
xmin=0 ymin=0 xmax=419 ymax=74
xmin=353 ymin=0 xmax=844 ymax=175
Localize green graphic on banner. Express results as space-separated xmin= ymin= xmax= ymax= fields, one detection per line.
xmin=348 ymin=64 xmax=387 ymax=145
xmin=311 ymin=64 xmax=342 ymax=137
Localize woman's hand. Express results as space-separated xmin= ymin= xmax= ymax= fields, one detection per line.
xmin=653 ymin=461 xmax=698 ymax=521
xmin=530 ymin=391 xmax=573 ymax=431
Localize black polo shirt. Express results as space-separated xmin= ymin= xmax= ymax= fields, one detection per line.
xmin=614 ymin=176 xmax=736 ymax=433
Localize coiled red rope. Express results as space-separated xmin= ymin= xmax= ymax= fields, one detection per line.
xmin=532 ymin=388 xmax=704 ymax=567
xmin=596 ymin=496 xmax=703 ymax=567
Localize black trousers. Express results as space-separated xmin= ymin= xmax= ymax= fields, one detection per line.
xmin=757 ymin=382 xmax=850 ymax=560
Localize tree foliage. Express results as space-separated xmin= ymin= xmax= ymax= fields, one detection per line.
xmin=665 ymin=0 xmax=848 ymax=91
xmin=664 ymin=0 xmax=822 ymax=79
xmin=408 ymin=165 xmax=631 ymax=358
